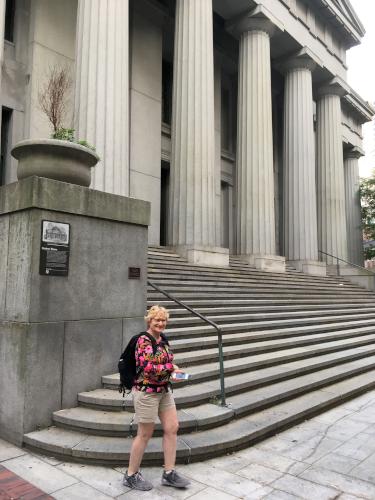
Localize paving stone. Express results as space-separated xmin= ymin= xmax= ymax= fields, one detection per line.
xmin=56 ymin=462 xmax=125 ymax=497
xmin=231 ymin=446 xmax=306 ymax=475
xmin=319 ymin=417 xmax=369 ymax=441
xmin=236 ymin=463 xmax=284 ymax=484
xmin=0 ymin=439 xmax=27 ymax=462
xmin=258 ymin=433 xmax=342 ymax=464
xmin=334 ymin=432 xmax=375 ymax=461
xmin=263 ymin=490 xmax=303 ymax=500
xmin=349 ymin=451 xmax=375 ymax=484
xmin=350 ymin=403 xmax=375 ymax=424
xmin=300 ymin=466 xmax=375 ymax=499
xmin=3 ymin=454 xmax=78 ymax=494
xmin=52 ymin=482 xmax=113 ymax=499
xmin=310 ymin=407 xmax=355 ymax=425
xmin=185 ymin=486 xmax=237 ymax=500
xmin=312 ymin=452 xmax=360 ymax=475
xmin=338 ymin=494 xmax=364 ymax=500
xmin=182 ymin=462 xmax=266 ymax=498
xmin=271 ymin=473 xmax=339 ymax=499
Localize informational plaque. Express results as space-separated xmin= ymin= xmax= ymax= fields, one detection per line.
xmin=39 ymin=220 xmax=70 ymax=276
xmin=128 ymin=267 xmax=141 ymax=279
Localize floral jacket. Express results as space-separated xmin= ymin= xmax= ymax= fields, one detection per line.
xmin=134 ymin=333 xmax=174 ymax=393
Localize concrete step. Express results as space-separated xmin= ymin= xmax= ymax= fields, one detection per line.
xmin=147 ymin=284 xmax=369 ymax=296
xmin=165 ymin=308 xmax=375 ymax=327
xmin=149 ymin=297 xmax=375 ymax=307
xmin=168 ymin=323 xmax=375 ymax=352
xmin=162 ymin=303 xmax=375 ymax=316
xmin=79 ymin=335 xmax=375 ymax=410
xmin=148 ymin=271 xmax=363 ymax=290
xmin=147 ymin=260 xmax=369 ymax=288
xmin=102 ymin=342 xmax=375 ymax=390
xmin=54 ymin=353 xmax=375 ymax=436
xmin=164 ymin=315 xmax=375 ymax=339
xmin=23 ymin=369 xmax=375 ymax=465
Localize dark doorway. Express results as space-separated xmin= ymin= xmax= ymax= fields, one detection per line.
xmin=160 ymin=162 xmax=170 ymax=246
xmin=1 ymin=108 xmax=12 ymax=186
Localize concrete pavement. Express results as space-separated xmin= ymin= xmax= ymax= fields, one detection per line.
xmin=1 ymin=388 xmax=375 ymax=499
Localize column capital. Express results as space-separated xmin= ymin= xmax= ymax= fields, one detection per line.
xmin=226 ymin=4 xmax=284 ymax=39
xmin=277 ymin=47 xmax=321 ymax=73
xmin=344 ymin=146 xmax=365 ymax=160
xmin=317 ymin=76 xmax=350 ymax=98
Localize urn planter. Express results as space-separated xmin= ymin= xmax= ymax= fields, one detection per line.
xmin=11 ymin=139 xmax=100 ymax=187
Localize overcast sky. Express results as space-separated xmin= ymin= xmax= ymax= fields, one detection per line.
xmin=346 ymin=0 xmax=375 ymax=178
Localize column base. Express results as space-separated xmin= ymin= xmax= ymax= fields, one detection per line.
xmin=335 ymin=265 xmax=375 ymax=291
xmin=173 ymin=245 xmax=229 ymax=267
xmin=288 ymin=260 xmax=326 ymax=276
xmin=239 ymin=254 xmax=286 ymax=273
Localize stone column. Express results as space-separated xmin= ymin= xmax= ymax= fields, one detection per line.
xmin=316 ymin=80 xmax=348 ymax=267
xmin=282 ymin=52 xmax=325 ymax=276
xmin=229 ymin=10 xmax=285 ymax=273
xmin=74 ymin=0 xmax=129 ymax=196
xmin=344 ymin=147 xmax=364 ymax=266
xmin=169 ymin=0 xmax=228 ymax=266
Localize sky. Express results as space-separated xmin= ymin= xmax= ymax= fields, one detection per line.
xmin=346 ymin=0 xmax=375 ymax=178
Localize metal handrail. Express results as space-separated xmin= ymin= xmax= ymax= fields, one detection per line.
xmin=318 ymin=250 xmax=375 ymax=276
xmin=147 ymin=280 xmax=227 ymax=406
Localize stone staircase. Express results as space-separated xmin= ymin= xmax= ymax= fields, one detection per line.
xmin=24 ymin=246 xmax=375 ymax=465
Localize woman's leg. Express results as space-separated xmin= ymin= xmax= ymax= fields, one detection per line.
xmin=159 ymin=406 xmax=179 ymax=470
xmin=128 ymin=422 xmax=155 ymax=475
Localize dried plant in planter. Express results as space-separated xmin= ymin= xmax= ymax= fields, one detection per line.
xmin=38 ymin=65 xmax=95 ymax=150
xmin=38 ymin=65 xmax=72 ymax=136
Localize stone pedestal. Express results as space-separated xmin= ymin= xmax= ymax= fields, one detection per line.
xmin=0 ymin=177 xmax=150 ymax=445
xmin=170 ymin=0 xmax=228 ymax=266
xmin=74 ymin=0 xmax=129 ymax=196
xmin=338 ymin=266 xmax=375 ymax=291
xmin=229 ymin=9 xmax=285 ymax=273
xmin=282 ymin=52 xmax=325 ymax=276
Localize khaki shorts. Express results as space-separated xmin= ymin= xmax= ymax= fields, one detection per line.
xmin=132 ymin=389 xmax=176 ymax=424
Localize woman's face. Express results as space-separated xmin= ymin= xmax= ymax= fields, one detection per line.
xmin=148 ymin=314 xmax=167 ymax=335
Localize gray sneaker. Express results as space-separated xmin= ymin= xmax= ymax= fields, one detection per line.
xmin=162 ymin=469 xmax=190 ymax=488
xmin=123 ymin=470 xmax=153 ymax=491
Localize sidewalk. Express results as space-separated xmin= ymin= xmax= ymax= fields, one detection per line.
xmin=1 ymin=389 xmax=375 ymax=499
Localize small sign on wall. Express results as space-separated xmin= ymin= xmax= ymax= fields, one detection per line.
xmin=40 ymin=220 xmax=70 ymax=276
xmin=128 ymin=267 xmax=141 ymax=279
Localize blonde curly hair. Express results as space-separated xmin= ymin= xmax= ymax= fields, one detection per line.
xmin=145 ymin=305 xmax=170 ymax=324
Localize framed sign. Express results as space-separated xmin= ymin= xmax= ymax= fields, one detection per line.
xmin=128 ymin=267 xmax=141 ymax=279
xmin=40 ymin=220 xmax=70 ymax=276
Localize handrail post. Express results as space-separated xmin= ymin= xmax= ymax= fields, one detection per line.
xmin=147 ymin=280 xmax=227 ymax=406
xmin=214 ymin=325 xmax=226 ymax=406
xmin=336 ymin=256 xmax=340 ymax=276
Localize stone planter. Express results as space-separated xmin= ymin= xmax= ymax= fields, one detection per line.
xmin=11 ymin=139 xmax=100 ymax=187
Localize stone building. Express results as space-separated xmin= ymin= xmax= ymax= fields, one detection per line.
xmin=0 ymin=0 xmax=373 ymax=273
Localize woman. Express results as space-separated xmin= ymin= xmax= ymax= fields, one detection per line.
xmin=123 ymin=305 xmax=190 ymax=491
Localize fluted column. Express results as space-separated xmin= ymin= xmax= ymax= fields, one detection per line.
xmin=317 ymin=81 xmax=348 ymax=265
xmin=344 ymin=148 xmax=364 ymax=266
xmin=229 ymin=10 xmax=285 ymax=272
xmin=170 ymin=0 xmax=228 ymax=266
xmin=74 ymin=0 xmax=129 ymax=195
xmin=282 ymin=53 xmax=325 ymax=276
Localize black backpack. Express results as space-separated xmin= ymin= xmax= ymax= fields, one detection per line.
xmin=118 ymin=331 xmax=169 ymax=394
